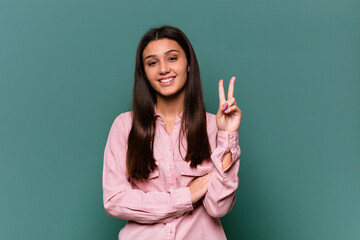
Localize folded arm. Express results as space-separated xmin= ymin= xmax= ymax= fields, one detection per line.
xmin=103 ymin=115 xmax=193 ymax=224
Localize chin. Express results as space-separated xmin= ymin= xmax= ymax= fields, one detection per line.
xmin=157 ymin=88 xmax=186 ymax=100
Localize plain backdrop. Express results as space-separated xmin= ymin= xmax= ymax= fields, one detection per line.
xmin=1 ymin=0 xmax=359 ymax=239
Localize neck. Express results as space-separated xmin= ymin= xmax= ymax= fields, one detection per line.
xmin=155 ymin=91 xmax=185 ymax=119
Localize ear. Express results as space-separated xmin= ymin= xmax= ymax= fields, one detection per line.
xmin=187 ymin=66 xmax=190 ymax=72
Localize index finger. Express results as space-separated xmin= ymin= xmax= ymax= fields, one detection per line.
xmin=218 ymin=79 xmax=226 ymax=103
xmin=228 ymin=76 xmax=236 ymax=99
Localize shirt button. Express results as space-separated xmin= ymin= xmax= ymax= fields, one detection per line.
xmin=170 ymin=185 xmax=175 ymax=190
xmin=168 ymin=146 xmax=172 ymax=151
xmin=168 ymin=164 xmax=173 ymax=170
xmin=169 ymin=229 xmax=173 ymax=233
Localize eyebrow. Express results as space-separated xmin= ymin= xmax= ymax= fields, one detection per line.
xmin=143 ymin=49 xmax=180 ymax=61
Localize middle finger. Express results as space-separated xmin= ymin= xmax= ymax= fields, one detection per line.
xmin=228 ymin=76 xmax=236 ymax=100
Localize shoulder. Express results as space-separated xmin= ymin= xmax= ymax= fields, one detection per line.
xmin=206 ymin=112 xmax=216 ymax=122
xmin=206 ymin=112 xmax=217 ymax=129
xmin=205 ymin=112 xmax=218 ymax=151
xmin=110 ymin=111 xmax=133 ymax=135
xmin=206 ymin=112 xmax=218 ymax=144
xmin=115 ymin=111 xmax=133 ymax=124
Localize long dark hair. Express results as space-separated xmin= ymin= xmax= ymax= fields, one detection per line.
xmin=127 ymin=26 xmax=211 ymax=181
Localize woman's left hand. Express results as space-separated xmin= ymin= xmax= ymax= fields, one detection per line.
xmin=216 ymin=76 xmax=242 ymax=132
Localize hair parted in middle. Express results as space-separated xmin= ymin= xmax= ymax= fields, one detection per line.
xmin=126 ymin=25 xmax=211 ymax=181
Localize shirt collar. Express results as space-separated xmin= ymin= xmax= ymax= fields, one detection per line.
xmin=154 ymin=105 xmax=183 ymax=123
xmin=154 ymin=105 xmax=161 ymax=118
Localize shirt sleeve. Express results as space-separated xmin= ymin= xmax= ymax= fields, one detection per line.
xmin=102 ymin=114 xmax=193 ymax=224
xmin=202 ymin=128 xmax=241 ymax=218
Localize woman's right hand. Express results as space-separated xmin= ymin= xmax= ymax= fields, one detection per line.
xmin=188 ymin=172 xmax=212 ymax=204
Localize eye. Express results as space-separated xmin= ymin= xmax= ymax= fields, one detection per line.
xmin=147 ymin=61 xmax=157 ymax=66
xmin=169 ymin=56 xmax=178 ymax=61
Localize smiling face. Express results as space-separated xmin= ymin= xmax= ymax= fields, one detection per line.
xmin=142 ymin=38 xmax=189 ymax=101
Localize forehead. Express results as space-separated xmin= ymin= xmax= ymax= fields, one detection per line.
xmin=142 ymin=38 xmax=184 ymax=58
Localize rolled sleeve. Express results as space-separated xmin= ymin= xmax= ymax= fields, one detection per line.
xmin=215 ymin=131 xmax=240 ymax=173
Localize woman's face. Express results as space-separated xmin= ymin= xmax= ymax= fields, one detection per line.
xmin=142 ymin=38 xmax=189 ymax=99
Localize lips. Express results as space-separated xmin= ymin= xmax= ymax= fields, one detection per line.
xmin=158 ymin=76 xmax=176 ymax=86
xmin=158 ymin=76 xmax=175 ymax=82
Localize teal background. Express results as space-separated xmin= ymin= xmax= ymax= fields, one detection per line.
xmin=1 ymin=0 xmax=359 ymax=239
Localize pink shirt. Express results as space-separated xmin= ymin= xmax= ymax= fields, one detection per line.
xmin=103 ymin=110 xmax=241 ymax=240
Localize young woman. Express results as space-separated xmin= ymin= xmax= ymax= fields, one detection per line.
xmin=103 ymin=26 xmax=242 ymax=240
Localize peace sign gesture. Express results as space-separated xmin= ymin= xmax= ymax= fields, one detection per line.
xmin=216 ymin=76 xmax=242 ymax=132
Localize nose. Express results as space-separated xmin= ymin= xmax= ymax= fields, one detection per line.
xmin=158 ymin=60 xmax=170 ymax=75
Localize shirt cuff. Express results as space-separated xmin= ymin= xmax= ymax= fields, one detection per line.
xmin=169 ymin=187 xmax=193 ymax=215
xmin=217 ymin=131 xmax=239 ymax=150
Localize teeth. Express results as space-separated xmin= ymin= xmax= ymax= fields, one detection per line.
xmin=160 ymin=77 xmax=175 ymax=83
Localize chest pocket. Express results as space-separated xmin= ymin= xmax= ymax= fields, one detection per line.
xmin=139 ymin=168 xmax=160 ymax=181
xmin=180 ymin=158 xmax=214 ymax=177
xmin=130 ymin=153 xmax=163 ymax=192
xmin=131 ymin=167 xmax=161 ymax=192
